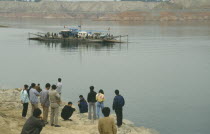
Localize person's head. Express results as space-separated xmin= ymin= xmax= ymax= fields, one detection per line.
xmin=102 ymin=107 xmax=110 ymax=117
xmin=90 ymin=86 xmax=94 ymax=91
xmin=45 ymin=83 xmax=51 ymax=90
xmin=31 ymin=83 xmax=36 ymax=88
xmin=99 ymin=89 xmax=104 ymax=94
xmin=51 ymin=85 xmax=57 ymax=90
xmin=37 ymin=84 xmax=40 ymax=87
xmin=33 ymin=108 xmax=42 ymax=118
xmin=24 ymin=84 xmax=29 ymax=90
xmin=115 ymin=89 xmax=119 ymax=95
xmin=68 ymin=102 xmax=72 ymax=106
xmin=58 ymin=78 xmax=62 ymax=82
xmin=79 ymin=95 xmax=83 ymax=99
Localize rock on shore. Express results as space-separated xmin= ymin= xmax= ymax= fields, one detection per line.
xmin=0 ymin=89 xmax=158 ymax=134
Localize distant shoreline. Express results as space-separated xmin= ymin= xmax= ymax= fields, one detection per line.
xmin=0 ymin=25 xmax=8 ymax=27
xmin=0 ymin=1 xmax=210 ymax=21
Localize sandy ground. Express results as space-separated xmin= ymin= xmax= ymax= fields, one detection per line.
xmin=0 ymin=89 xmax=158 ymax=134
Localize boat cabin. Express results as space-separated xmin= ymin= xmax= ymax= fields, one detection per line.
xmin=59 ymin=30 xmax=70 ymax=38
xmin=78 ymin=31 xmax=88 ymax=38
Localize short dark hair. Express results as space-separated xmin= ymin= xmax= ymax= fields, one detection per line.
xmin=90 ymin=86 xmax=94 ymax=91
xmin=79 ymin=95 xmax=83 ymax=98
xmin=37 ymin=84 xmax=40 ymax=86
xmin=51 ymin=85 xmax=57 ymax=90
xmin=31 ymin=83 xmax=36 ymax=88
xmin=33 ymin=108 xmax=42 ymax=118
xmin=68 ymin=102 xmax=72 ymax=105
xmin=102 ymin=107 xmax=110 ymax=117
xmin=58 ymin=78 xmax=62 ymax=82
xmin=115 ymin=89 xmax=119 ymax=95
xmin=45 ymin=83 xmax=51 ymax=88
xmin=99 ymin=89 xmax=104 ymax=94
xmin=24 ymin=84 xmax=28 ymax=89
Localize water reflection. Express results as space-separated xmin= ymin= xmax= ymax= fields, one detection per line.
xmin=34 ymin=40 xmax=127 ymax=52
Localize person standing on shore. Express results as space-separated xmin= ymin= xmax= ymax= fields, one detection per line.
xmin=20 ymin=84 xmax=29 ymax=118
xmin=98 ymin=107 xmax=117 ymax=134
xmin=29 ymin=83 xmax=40 ymax=115
xmin=40 ymin=83 xmax=51 ymax=124
xmin=56 ymin=78 xmax=62 ymax=95
xmin=49 ymin=84 xmax=61 ymax=127
xmin=21 ymin=108 xmax=45 ymax=134
xmin=87 ymin=86 xmax=97 ymax=120
xmin=112 ymin=89 xmax=125 ymax=127
xmin=96 ymin=89 xmax=105 ymax=119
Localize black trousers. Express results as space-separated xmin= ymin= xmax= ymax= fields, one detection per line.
xmin=115 ymin=108 xmax=123 ymax=126
xmin=22 ymin=103 xmax=28 ymax=117
xmin=61 ymin=111 xmax=73 ymax=120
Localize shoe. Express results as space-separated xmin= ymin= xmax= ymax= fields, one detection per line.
xmin=54 ymin=125 xmax=61 ymax=127
xmin=68 ymin=119 xmax=73 ymax=121
xmin=51 ymin=124 xmax=54 ymax=126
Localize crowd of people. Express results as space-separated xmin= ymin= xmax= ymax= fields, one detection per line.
xmin=20 ymin=78 xmax=125 ymax=134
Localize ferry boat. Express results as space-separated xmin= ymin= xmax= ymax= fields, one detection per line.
xmin=28 ymin=27 xmax=128 ymax=44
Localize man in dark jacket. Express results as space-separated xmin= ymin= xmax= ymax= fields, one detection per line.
xmin=21 ymin=108 xmax=45 ymax=134
xmin=61 ymin=102 xmax=76 ymax=120
xmin=87 ymin=86 xmax=97 ymax=120
xmin=112 ymin=89 xmax=125 ymax=127
xmin=78 ymin=95 xmax=88 ymax=113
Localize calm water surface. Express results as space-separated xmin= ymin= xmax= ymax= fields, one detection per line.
xmin=0 ymin=18 xmax=210 ymax=134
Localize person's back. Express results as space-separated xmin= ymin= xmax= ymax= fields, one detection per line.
xmin=40 ymin=88 xmax=50 ymax=107
xmin=87 ymin=90 xmax=97 ymax=103
xmin=21 ymin=108 xmax=45 ymax=134
xmin=113 ymin=95 xmax=125 ymax=110
xmin=98 ymin=117 xmax=116 ymax=134
xmin=49 ymin=89 xmax=60 ymax=104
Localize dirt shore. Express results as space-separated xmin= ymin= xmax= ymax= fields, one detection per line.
xmin=0 ymin=1 xmax=210 ymax=21
xmin=0 ymin=89 xmax=158 ymax=134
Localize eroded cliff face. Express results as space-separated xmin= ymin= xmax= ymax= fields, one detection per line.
xmin=0 ymin=1 xmax=209 ymax=20
xmin=173 ymin=0 xmax=210 ymax=9
xmin=0 ymin=89 xmax=158 ymax=134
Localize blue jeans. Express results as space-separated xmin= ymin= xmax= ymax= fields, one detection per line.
xmin=97 ymin=102 xmax=104 ymax=119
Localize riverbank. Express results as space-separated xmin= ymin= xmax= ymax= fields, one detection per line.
xmin=0 ymin=1 xmax=210 ymax=21
xmin=0 ymin=88 xmax=158 ymax=134
xmin=0 ymin=25 xmax=8 ymax=27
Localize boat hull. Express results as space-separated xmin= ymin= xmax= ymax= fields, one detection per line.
xmin=28 ymin=37 xmax=123 ymax=43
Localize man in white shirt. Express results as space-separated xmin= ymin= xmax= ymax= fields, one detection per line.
xmin=56 ymin=78 xmax=62 ymax=95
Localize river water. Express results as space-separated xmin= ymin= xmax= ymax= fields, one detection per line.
xmin=0 ymin=18 xmax=210 ymax=134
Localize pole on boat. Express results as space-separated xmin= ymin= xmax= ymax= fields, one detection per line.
xmin=28 ymin=32 xmax=30 ymax=39
xmin=120 ymin=35 xmax=121 ymax=43
xmin=127 ymin=35 xmax=128 ymax=43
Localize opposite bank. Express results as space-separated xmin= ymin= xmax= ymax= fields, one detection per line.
xmin=0 ymin=1 xmax=210 ymax=21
